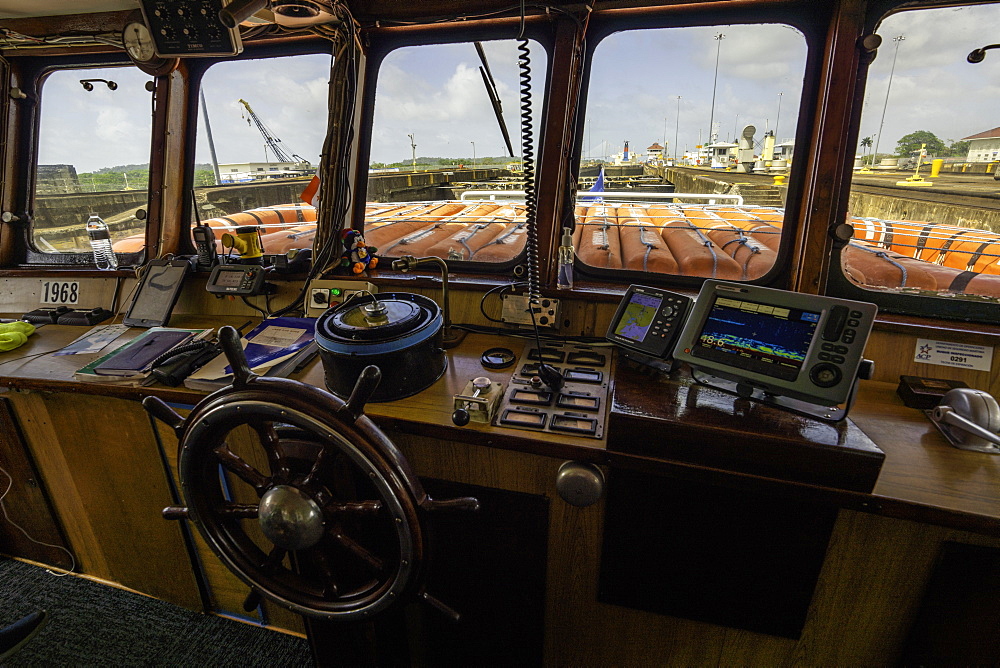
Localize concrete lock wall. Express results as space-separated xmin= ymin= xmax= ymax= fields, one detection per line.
xmin=847 ymin=191 xmax=1000 ymax=234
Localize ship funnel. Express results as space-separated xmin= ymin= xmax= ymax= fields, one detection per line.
xmin=737 ymin=125 xmax=756 ymax=172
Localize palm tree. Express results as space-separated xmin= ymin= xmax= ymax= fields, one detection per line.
xmin=860 ymin=136 xmax=873 ymax=165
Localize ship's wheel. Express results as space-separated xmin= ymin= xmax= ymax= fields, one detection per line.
xmin=145 ymin=326 xmax=477 ymax=622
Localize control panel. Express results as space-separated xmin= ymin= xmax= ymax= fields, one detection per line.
xmin=501 ymin=294 xmax=561 ymax=328
xmin=306 ymin=280 xmax=377 ymax=317
xmin=494 ymin=341 xmax=611 ymax=439
xmin=139 ymin=0 xmax=242 ymax=57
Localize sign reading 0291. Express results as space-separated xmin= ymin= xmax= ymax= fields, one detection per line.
xmin=41 ymin=280 xmax=79 ymax=305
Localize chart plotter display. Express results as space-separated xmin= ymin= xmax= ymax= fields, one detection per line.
xmin=613 ymin=292 xmax=661 ymax=342
xmin=605 ymin=285 xmax=692 ymax=360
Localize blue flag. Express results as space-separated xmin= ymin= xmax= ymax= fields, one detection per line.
xmin=580 ymin=167 xmax=605 ymax=202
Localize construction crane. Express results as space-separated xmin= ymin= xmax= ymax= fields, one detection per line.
xmin=237 ymin=98 xmax=309 ymax=166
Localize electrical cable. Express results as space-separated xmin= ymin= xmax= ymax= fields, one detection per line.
xmin=0 ymin=348 xmax=66 ymax=368
xmin=511 ymin=6 xmax=565 ymax=392
xmin=451 ymin=321 xmax=609 ymax=346
xmin=0 ymin=464 xmax=76 ymax=576
xmin=371 ymin=2 xmax=585 ymax=29
xmin=517 ymin=11 xmax=539 ymax=302
xmin=240 ymin=295 xmax=268 ymax=317
xmin=479 ymin=280 xmax=527 ymax=322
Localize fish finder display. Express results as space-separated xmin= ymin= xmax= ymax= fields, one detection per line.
xmin=613 ymin=292 xmax=662 ymax=343
xmin=692 ymin=296 xmax=821 ymax=380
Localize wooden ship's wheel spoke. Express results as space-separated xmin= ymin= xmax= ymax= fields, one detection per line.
xmin=260 ymin=545 xmax=289 ymax=572
xmin=250 ymin=419 xmax=293 ymax=483
xmin=324 ymin=500 xmax=382 ymax=517
xmin=213 ymin=443 xmax=271 ymax=493
xmin=215 ymin=503 xmax=259 ymax=519
xmin=330 ymin=528 xmax=386 ymax=573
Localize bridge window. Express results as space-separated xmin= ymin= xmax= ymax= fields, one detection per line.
xmin=577 ymin=23 xmax=806 ymax=283
xmin=364 ymin=39 xmax=545 ymax=268
xmin=835 ymin=2 xmax=1000 ymax=321
xmin=31 ymin=65 xmax=153 ymax=262
xmin=192 ymin=53 xmax=331 ymax=260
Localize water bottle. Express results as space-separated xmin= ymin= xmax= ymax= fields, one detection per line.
xmin=557 ymin=227 xmax=574 ymax=290
xmin=86 ymin=214 xmax=118 ymax=270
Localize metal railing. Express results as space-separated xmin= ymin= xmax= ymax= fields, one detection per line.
xmin=459 ymin=190 xmax=745 ymax=205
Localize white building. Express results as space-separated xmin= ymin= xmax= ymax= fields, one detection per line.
xmin=706 ymin=141 xmax=738 ymax=169
xmin=961 ymin=126 xmax=1000 ymax=163
xmin=773 ymin=140 xmax=795 ymax=161
xmin=218 ymin=161 xmax=312 ymax=183
xmin=646 ymin=142 xmax=664 ymax=163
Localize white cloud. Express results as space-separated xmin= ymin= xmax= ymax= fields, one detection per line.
xmin=858 ymin=3 xmax=1000 ymax=152
xmin=37 ymin=66 xmax=153 ymax=172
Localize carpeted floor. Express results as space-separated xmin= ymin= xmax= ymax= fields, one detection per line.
xmin=0 ymin=558 xmax=313 ymax=667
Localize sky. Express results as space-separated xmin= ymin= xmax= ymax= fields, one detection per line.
xmin=585 ymin=24 xmax=805 ymax=159
xmin=860 ymin=4 xmax=1000 ymax=152
xmin=36 ymin=2 xmax=1000 ymax=174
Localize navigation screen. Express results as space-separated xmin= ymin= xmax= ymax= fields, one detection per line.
xmin=213 ymin=269 xmax=245 ymax=288
xmin=692 ymin=296 xmax=821 ymax=380
xmin=613 ymin=292 xmax=662 ymax=343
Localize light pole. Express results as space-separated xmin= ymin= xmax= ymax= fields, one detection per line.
xmin=471 ymin=141 xmax=476 ymax=170
xmin=774 ymin=91 xmax=783 ymax=142
xmin=663 ymin=116 xmax=668 ymax=160
xmin=408 ymin=133 xmax=417 ymax=172
xmin=733 ymin=114 xmax=741 ymax=143
xmin=674 ymin=96 xmax=681 ymax=163
xmin=707 ymin=33 xmax=725 ymax=146
xmin=871 ymin=35 xmax=905 ymax=169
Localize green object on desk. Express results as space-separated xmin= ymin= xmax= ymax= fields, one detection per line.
xmin=0 ymin=321 xmax=35 ymax=351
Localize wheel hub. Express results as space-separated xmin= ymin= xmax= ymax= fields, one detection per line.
xmin=258 ymin=484 xmax=326 ymax=550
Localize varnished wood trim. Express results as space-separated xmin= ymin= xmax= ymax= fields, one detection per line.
xmin=791 ymin=0 xmax=863 ymax=293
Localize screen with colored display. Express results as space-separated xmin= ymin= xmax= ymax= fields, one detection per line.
xmin=613 ymin=292 xmax=662 ymax=343
xmin=691 ymin=296 xmax=820 ymax=381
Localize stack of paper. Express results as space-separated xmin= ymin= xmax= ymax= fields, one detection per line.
xmin=184 ymin=317 xmax=316 ymax=391
xmin=74 ymin=327 xmax=211 ymax=384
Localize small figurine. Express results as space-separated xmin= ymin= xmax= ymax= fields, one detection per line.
xmin=340 ymin=229 xmax=379 ymax=274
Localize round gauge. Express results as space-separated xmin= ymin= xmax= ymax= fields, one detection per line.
xmin=121 ymin=12 xmax=179 ymax=77
xmin=123 ymin=21 xmax=156 ymax=63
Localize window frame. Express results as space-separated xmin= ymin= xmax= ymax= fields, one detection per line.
xmin=14 ymin=51 xmax=151 ymax=268
xmin=573 ymin=2 xmax=829 ymax=292
xmin=354 ymin=19 xmax=557 ymax=276
xmin=826 ymin=0 xmax=1000 ymax=324
xmin=178 ymin=38 xmax=336 ymax=259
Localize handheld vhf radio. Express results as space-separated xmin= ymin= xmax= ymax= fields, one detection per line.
xmin=191 ymin=190 xmax=217 ymax=270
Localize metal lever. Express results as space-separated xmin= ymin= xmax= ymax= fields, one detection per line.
xmin=452 ymin=376 xmax=491 ymax=426
xmin=932 ymin=405 xmax=1000 ymax=447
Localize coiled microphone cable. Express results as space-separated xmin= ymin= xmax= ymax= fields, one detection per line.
xmin=518 ymin=38 xmax=540 ymax=302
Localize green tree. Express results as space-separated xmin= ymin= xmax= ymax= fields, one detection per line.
xmin=193 ymin=169 xmax=217 ymax=186
xmin=946 ymin=140 xmax=970 ymax=158
xmin=895 ymin=130 xmax=946 ymax=157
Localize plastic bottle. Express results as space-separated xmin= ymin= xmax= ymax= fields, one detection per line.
xmin=86 ymin=214 xmax=118 ymax=270
xmin=557 ymin=227 xmax=574 ymax=289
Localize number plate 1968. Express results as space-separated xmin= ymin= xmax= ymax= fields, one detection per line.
xmin=41 ymin=280 xmax=80 ymax=305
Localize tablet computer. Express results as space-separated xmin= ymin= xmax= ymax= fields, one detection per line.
xmin=123 ymin=259 xmax=190 ymax=327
